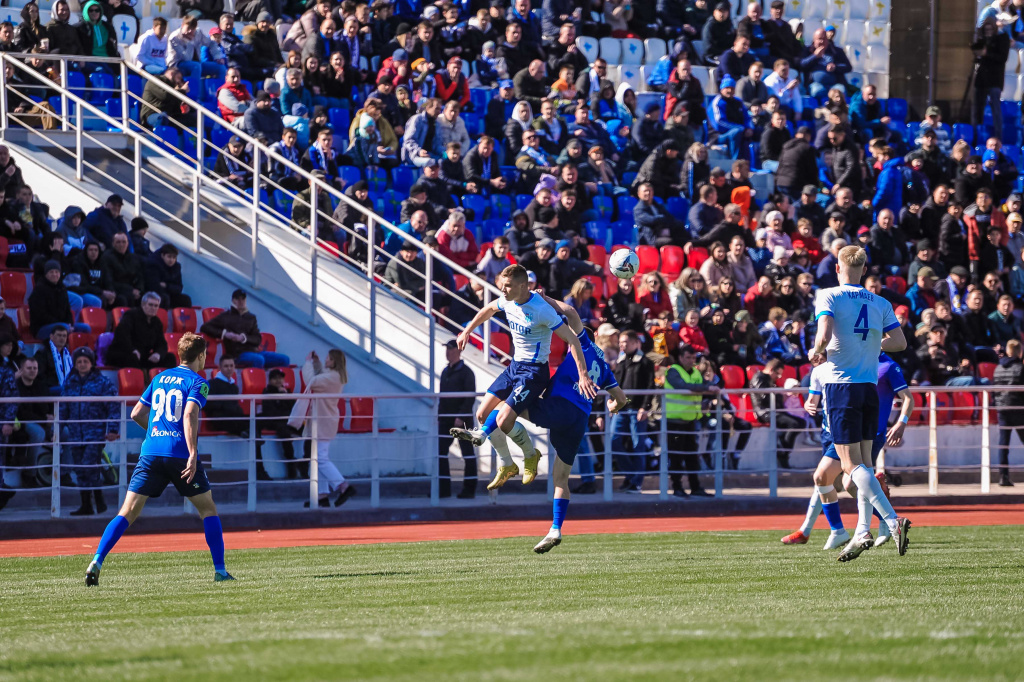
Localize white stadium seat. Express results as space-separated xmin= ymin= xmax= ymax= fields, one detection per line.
xmin=867 ymin=0 xmax=890 ymax=20
xmin=691 ymin=65 xmax=711 ymax=92
xmin=620 ymin=38 xmax=644 ymax=64
xmin=865 ymin=71 xmax=889 ymax=97
xmin=846 ymin=0 xmax=870 ymax=20
xmin=125 ymin=42 xmax=141 ymax=67
xmin=147 ymin=0 xmax=178 ymax=18
xmin=112 ymin=15 xmax=138 ymax=44
xmin=617 ymin=65 xmax=641 ymax=91
xmin=865 ymin=44 xmax=889 ymax=72
xmin=1002 ymin=73 xmax=1022 ymax=101
xmin=846 ymin=71 xmax=865 ymax=89
xmin=865 ymin=20 xmax=890 ymax=46
xmin=576 ymin=36 xmax=599 ymax=64
xmin=803 ymin=0 xmax=827 ymax=19
xmin=0 ymin=8 xmax=21 ymax=25
xmin=825 ymin=0 xmax=846 ymax=21
xmin=7 ymin=0 xmax=30 ymax=8
xmin=643 ymin=38 xmax=667 ymax=65
xmin=784 ymin=0 xmax=802 ymax=20
xmin=691 ymin=39 xmax=705 ymax=60
xmin=38 ymin=9 xmax=49 ymax=23
xmin=197 ymin=19 xmax=217 ymax=36
xmin=845 ymin=44 xmax=866 ymax=71
xmin=843 ymin=19 xmax=866 ymax=45
xmin=599 ymin=37 xmax=622 ymax=63
xmin=276 ymin=22 xmax=292 ymax=46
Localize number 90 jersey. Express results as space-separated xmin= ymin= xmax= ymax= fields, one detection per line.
xmin=814 ymin=284 xmax=899 ymax=385
xmin=138 ymin=366 xmax=210 ymax=458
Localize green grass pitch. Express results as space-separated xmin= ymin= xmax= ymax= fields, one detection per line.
xmin=2 ymin=526 xmax=1023 ymax=681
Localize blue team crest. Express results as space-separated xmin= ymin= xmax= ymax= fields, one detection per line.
xmin=523 ymin=311 xmax=534 ymax=325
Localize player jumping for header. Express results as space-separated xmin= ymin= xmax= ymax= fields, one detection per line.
xmin=85 ymin=332 xmax=233 ymax=586
xmin=810 ymin=245 xmax=911 ymax=561
xmin=451 ymin=264 xmax=597 ymax=489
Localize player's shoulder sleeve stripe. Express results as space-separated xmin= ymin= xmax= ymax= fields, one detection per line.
xmin=550 ymin=317 xmax=563 ymax=331
xmin=139 ymin=397 xmax=152 ymax=406
xmin=808 ymin=389 xmax=822 ymax=395
xmin=815 ymin=310 xmax=833 ymax=319
xmin=882 ymin=321 xmax=900 ymax=332
xmin=185 ymin=396 xmax=204 ymax=405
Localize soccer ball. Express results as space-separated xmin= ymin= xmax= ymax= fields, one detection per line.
xmin=608 ymin=248 xmax=640 ymax=279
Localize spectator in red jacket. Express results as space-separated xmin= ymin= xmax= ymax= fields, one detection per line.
xmin=436 ymin=211 xmax=478 ymax=270
xmin=216 ymin=67 xmax=252 ymax=123
xmin=791 ymin=217 xmax=823 ymax=263
xmin=744 ymin=275 xmax=778 ymax=322
xmin=964 ymin=187 xmax=1008 ymax=267
xmin=434 ymin=56 xmax=470 ymax=109
xmin=637 ymin=272 xmax=673 ymax=320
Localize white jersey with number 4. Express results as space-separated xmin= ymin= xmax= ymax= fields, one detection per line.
xmin=814 ymin=284 xmax=898 ymax=385
xmin=495 ymin=292 xmax=564 ymax=363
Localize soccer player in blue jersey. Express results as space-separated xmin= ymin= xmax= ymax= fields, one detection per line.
xmin=453 ymin=265 xmax=598 ymax=489
xmin=783 ymin=355 xmax=913 ymax=551
xmin=85 ymin=333 xmax=234 ymax=586
xmin=810 ymin=245 xmax=912 ymax=561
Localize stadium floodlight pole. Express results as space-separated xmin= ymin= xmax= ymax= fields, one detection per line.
xmin=713 ymin=398 xmax=723 ymax=498
xmin=51 ymin=405 xmax=61 ymax=518
xmin=603 ymin=401 xmax=612 ymax=501
xmin=247 ymin=401 xmax=257 ymax=512
xmin=928 ymin=390 xmax=938 ymax=495
xmin=981 ymin=391 xmax=991 ymax=494
xmin=768 ymin=393 xmax=777 ymax=498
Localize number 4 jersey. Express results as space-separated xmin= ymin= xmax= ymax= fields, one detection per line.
xmin=139 ymin=366 xmax=210 ymax=458
xmin=814 ymin=284 xmax=899 ymax=385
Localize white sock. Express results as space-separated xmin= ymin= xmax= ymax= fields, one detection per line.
xmin=850 ymin=464 xmax=897 ymax=529
xmin=507 ymin=422 xmax=535 ymax=458
xmin=488 ymin=428 xmax=515 ymax=467
xmin=856 ymin=488 xmax=873 ymax=537
xmin=800 ymin=490 xmax=822 ymax=536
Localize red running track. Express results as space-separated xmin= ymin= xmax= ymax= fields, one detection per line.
xmin=2 ymin=504 xmax=1022 ymax=558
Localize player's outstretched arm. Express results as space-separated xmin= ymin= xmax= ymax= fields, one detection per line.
xmin=455 ymin=300 xmax=500 ymax=350
xmin=804 ymin=393 xmax=821 ymax=416
xmin=606 ymin=386 xmax=630 ymax=413
xmin=181 ymin=401 xmax=201 ymax=483
xmin=886 ymin=387 xmax=914 ymax=446
xmin=881 ymin=325 xmax=907 ymax=353
xmin=810 ymin=314 xmax=833 ymax=365
xmin=555 ymin=324 xmax=598 ymax=399
xmin=130 ymin=402 xmax=151 ymax=430
xmin=540 ymin=294 xmax=584 ymax=335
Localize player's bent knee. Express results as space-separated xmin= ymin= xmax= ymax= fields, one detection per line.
xmin=190 ymin=491 xmax=218 ymax=518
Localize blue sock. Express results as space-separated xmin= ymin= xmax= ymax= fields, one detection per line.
xmin=822 ymin=501 xmax=845 ymax=532
xmin=203 ymin=516 xmax=226 ymax=573
xmin=552 ymin=497 xmax=569 ymax=531
xmin=480 ymin=409 xmax=499 ymax=437
xmin=93 ymin=515 xmax=130 ymax=568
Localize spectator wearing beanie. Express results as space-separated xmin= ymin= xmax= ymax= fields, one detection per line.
xmin=82 ymin=194 xmax=127 ymax=251
xmin=129 ymin=217 xmax=152 ymax=257
xmin=29 ymin=261 xmax=88 ymax=340
xmin=145 ymin=243 xmax=192 ymax=309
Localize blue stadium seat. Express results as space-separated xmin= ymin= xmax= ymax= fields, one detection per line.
xmin=87 ymin=72 xmax=114 ymax=103
xmin=609 ymin=220 xmax=636 ymax=247
xmin=903 ymin=122 xmax=918 ymax=146
xmin=67 ymin=71 xmax=86 ymax=99
xmin=622 ymin=171 xmax=637 ymax=187
xmin=483 ymin=218 xmax=508 ymax=240
xmin=1005 ymin=145 xmax=1022 ymax=168
xmin=154 ymin=125 xmax=180 ymax=147
xmin=976 ymin=124 xmax=994 ymax=143
xmin=584 ymin=221 xmax=604 ymax=245
xmin=462 ymin=113 xmax=482 ymax=136
xmin=490 ymin=194 xmax=511 ymax=219
xmin=616 ymin=195 xmax=634 ymax=220
xmin=1002 ymin=100 xmax=1021 ymax=127
xmin=593 ymin=196 xmax=613 ymax=221
xmin=515 ymin=194 xmax=532 ymax=210
xmin=272 ymin=189 xmax=294 ymax=215
xmin=634 ymin=92 xmax=665 ymax=116
xmin=181 ymin=134 xmax=197 ymax=160
xmin=375 ymin=197 xmax=398 ymax=221
xmin=392 ymin=166 xmax=419 ymax=194
xmin=339 ymin=165 xmax=363 ymax=186
xmin=105 ymin=97 xmax=123 ymax=120
xmin=463 ymin=194 xmax=488 ymax=220
xmin=748 ymin=142 xmax=760 ymax=171
xmin=366 ymin=166 xmax=387 ymax=192
xmin=667 ymin=196 xmax=689 ymax=217
xmin=328 ymin=107 xmax=351 ymax=134
xmin=952 ymin=123 xmax=973 ymax=144
xmin=500 ymin=165 xmax=518 ymax=183
xmin=886 ymin=97 xmax=908 ymax=123
xmin=127 ymin=73 xmax=144 ymax=98
xmin=203 ymin=78 xmax=220 ymax=102
xmin=470 ymin=88 xmax=492 ymax=112
xmin=210 ymin=124 xmax=232 ymax=151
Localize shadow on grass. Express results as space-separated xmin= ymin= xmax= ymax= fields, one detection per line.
xmin=312 ymin=571 xmax=415 ymax=579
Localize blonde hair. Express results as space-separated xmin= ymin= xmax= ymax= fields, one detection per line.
xmin=838 ymin=245 xmax=867 ymax=268
xmin=327 ymin=348 xmax=348 ymax=385
xmin=568 ymin=278 xmax=593 ymax=302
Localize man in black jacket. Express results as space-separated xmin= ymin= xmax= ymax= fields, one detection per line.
xmin=100 ymin=232 xmax=144 ymax=307
xmin=611 ymin=330 xmax=651 ymax=492
xmin=104 ymin=292 xmax=175 ymax=369
xmin=259 ymin=368 xmax=301 ymax=479
xmin=437 ymin=340 xmax=477 ymax=498
xmin=759 ymin=110 xmax=790 ymax=170
xmin=206 ymin=355 xmax=249 ymax=438
xmin=749 ymin=358 xmax=801 ymax=468
xmin=28 ymin=261 xmax=76 ymax=341
xmin=462 ymin=136 xmax=508 ymax=193
xmin=820 ymin=124 xmax=862 ymax=199
xmin=774 ymin=126 xmax=817 ymax=199
xmin=992 ymin=338 xmax=1024 ymax=487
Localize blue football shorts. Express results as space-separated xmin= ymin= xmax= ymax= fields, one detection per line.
xmin=128 ymin=455 xmax=212 ymax=498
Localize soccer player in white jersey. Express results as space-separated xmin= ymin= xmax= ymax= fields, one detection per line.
xmin=453 ymin=264 xmax=597 ymax=489
xmin=810 ymin=245 xmax=911 ymax=561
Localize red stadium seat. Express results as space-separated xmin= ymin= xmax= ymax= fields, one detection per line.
xmin=978 ymin=362 xmax=997 ymax=382
xmin=587 ymin=245 xmax=608 ymax=269
xmin=260 ymin=332 xmax=277 ymax=352
xmin=112 ymin=307 xmax=131 ymax=327
xmin=0 ymin=236 xmax=8 ymax=268
xmin=348 ymin=397 xmax=374 ymax=433
xmin=117 ymin=368 xmax=145 ymax=396
xmin=201 ymin=307 xmax=226 ymax=324
xmin=885 ymin=276 xmax=907 ymax=295
xmin=776 ymin=365 xmax=797 ymax=387
xmin=549 ymin=332 xmax=568 ymax=367
xmin=660 ymin=245 xmax=685 ymax=280
xmin=687 ymin=247 xmax=709 ymax=271
xmin=735 ymin=393 xmax=758 ymax=424
xmin=635 ymin=245 xmax=660 ymax=274
xmin=931 ymin=393 xmax=953 ymax=425
xmin=68 ymin=332 xmax=93 ymax=351
xmin=951 ymin=391 xmax=977 ymax=425
xmin=745 ymin=364 xmax=764 ymax=382
xmin=0 ymin=272 xmax=27 ymax=308
xmin=490 ymin=332 xmax=512 ymax=362
xmin=164 ymin=333 xmax=182 ymax=363
xmin=277 ymin=366 xmax=297 ymax=392
xmin=203 ymin=338 xmax=219 ymax=368
xmin=454 ymin=274 xmax=469 ymax=290
xmin=583 ymin=274 xmax=606 ymax=303
xmin=147 ymin=367 xmax=163 ymax=383
xmin=79 ymin=307 xmax=108 ymax=333
xmin=798 ymin=363 xmax=813 ymax=379
xmin=720 ymin=364 xmax=745 ymax=389
xmin=171 ymin=307 xmax=199 ymax=333
xmin=911 ymin=392 xmax=927 ymax=424
xmin=337 ymin=397 xmax=347 ymax=432
xmin=16 ymin=306 xmax=34 ymax=344
xmin=239 ymin=368 xmax=267 ymax=415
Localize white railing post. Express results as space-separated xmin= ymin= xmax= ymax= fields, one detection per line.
xmin=424 ymin=255 xmax=435 ymax=388
xmin=0 ymin=57 xmax=8 ymax=135
xmin=482 ymin=288 xmax=492 ymax=365
xmin=370 ymin=399 xmax=380 ymax=508
xmin=51 ymin=405 xmax=61 ymax=518
xmin=119 ymin=60 xmax=129 ymax=129
xmin=658 ymin=407 xmax=668 ymax=499
xmin=75 ymin=105 xmax=83 ymax=181
xmin=118 ymin=402 xmax=128 ymax=507
xmin=192 ymin=174 xmax=201 ymax=253
xmin=366 ymin=216 xmax=377 ymax=362
xmin=768 ymin=392 xmax=777 ymax=498
xmin=713 ymin=398 xmax=723 ymax=498
xmin=603 ymin=401 xmax=613 ymax=501
xmin=309 ymin=182 xmax=318 ymax=325
xmin=196 ymin=111 xmax=205 ymax=172
xmin=251 ymin=146 xmax=260 ymax=288
xmin=59 ymin=59 xmax=68 ymax=132
xmin=429 ymin=396 xmax=438 ymax=506
xmin=247 ymin=399 xmax=256 ymax=512
xmin=133 ymin=137 xmax=142 ymax=216
xmin=309 ymin=400 xmax=319 ymax=508
xmin=981 ymin=390 xmax=991 ymax=494
xmin=928 ymin=390 xmax=938 ymax=495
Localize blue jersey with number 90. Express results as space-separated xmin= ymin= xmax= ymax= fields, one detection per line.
xmin=138 ymin=366 xmax=209 ymax=458
xmin=814 ymin=284 xmax=900 ymax=385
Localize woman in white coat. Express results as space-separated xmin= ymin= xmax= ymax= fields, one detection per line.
xmin=288 ymin=349 xmax=355 ymax=507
